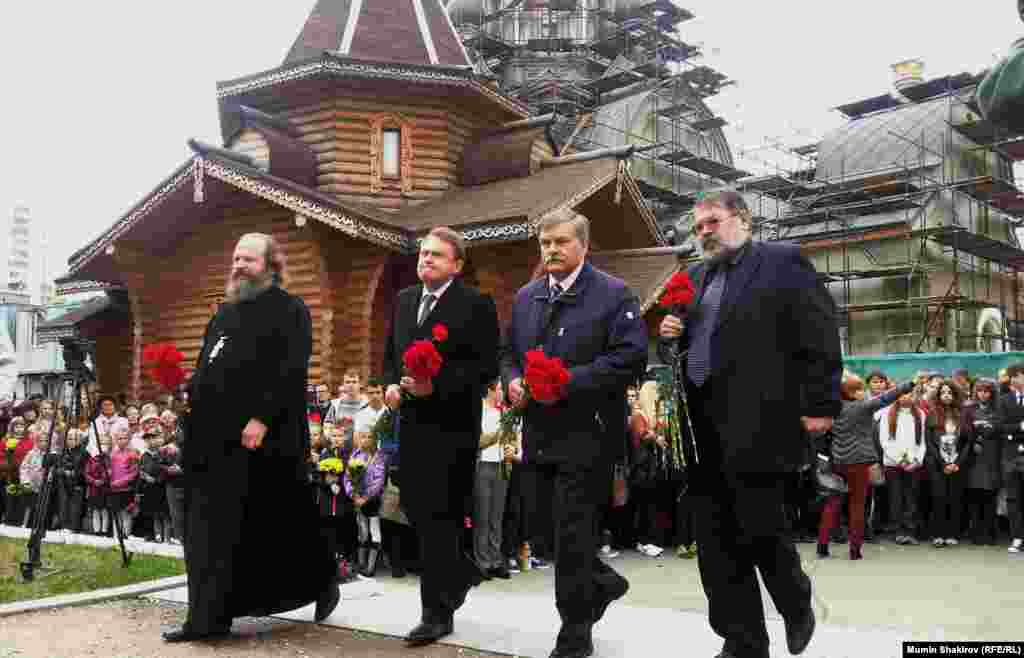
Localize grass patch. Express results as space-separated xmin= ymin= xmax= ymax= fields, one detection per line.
xmin=0 ymin=537 xmax=185 ymax=605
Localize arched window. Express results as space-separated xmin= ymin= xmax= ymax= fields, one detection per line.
xmin=369 ymin=114 xmax=414 ymax=194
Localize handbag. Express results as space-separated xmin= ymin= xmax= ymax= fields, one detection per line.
xmin=976 ymin=37 xmax=1024 ymax=134
xmin=814 ymin=453 xmax=848 ymax=496
xmin=379 ymin=479 xmax=408 ymax=526
xmin=868 ymin=463 xmax=885 ymax=487
xmin=612 ymin=462 xmax=629 ymax=507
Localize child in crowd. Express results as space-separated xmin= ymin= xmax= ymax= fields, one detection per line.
xmin=108 ymin=419 xmax=140 ymax=537
xmin=2 ymin=416 xmax=32 ymax=526
xmin=57 ymin=428 xmax=88 ymax=533
xmin=879 ymin=391 xmax=927 ymax=545
xmin=19 ymin=426 xmax=51 ymax=528
xmin=316 ymin=453 xmax=355 ymax=582
xmin=160 ymin=429 xmax=185 ymax=545
xmin=138 ymin=418 xmax=170 ymax=542
xmin=926 ymin=380 xmax=970 ymax=547
xmin=346 ymin=421 xmax=388 ymax=577
xmin=85 ymin=433 xmax=113 ymax=535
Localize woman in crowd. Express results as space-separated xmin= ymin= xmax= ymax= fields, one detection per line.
xmin=926 ymin=380 xmax=971 ymax=547
xmin=57 ymin=428 xmax=88 ymax=533
xmin=630 ymin=381 xmax=667 ymax=558
xmin=879 ymin=390 xmax=927 ymax=545
xmin=963 ymin=379 xmax=1001 ymax=545
xmin=474 ymin=381 xmax=514 ymax=579
xmin=819 ymin=375 xmax=913 ymax=559
xmin=19 ymin=425 xmax=51 ymax=528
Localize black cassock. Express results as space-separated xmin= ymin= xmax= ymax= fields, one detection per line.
xmin=184 ymin=285 xmax=333 ymax=633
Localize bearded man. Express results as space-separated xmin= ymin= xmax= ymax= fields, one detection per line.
xmin=162 ymin=233 xmax=338 ymax=643
xmin=659 ymin=191 xmax=841 ymax=658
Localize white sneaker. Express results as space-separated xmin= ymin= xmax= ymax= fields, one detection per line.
xmin=599 ymin=545 xmax=620 ymax=559
xmin=933 ymin=538 xmax=945 ymax=547
xmin=945 ymin=538 xmax=958 ymax=546
xmin=643 ymin=544 xmax=664 ymax=557
xmin=1010 ymin=539 xmax=1023 ymax=554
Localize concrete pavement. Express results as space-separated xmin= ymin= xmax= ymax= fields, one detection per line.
xmin=147 ymin=540 xmax=1024 ymax=657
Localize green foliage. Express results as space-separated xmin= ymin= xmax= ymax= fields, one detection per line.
xmin=0 ymin=537 xmax=184 ymax=604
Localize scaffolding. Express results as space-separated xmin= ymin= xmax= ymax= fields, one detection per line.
xmin=448 ymin=0 xmax=744 ymax=227
xmin=732 ymin=74 xmax=1024 ymax=355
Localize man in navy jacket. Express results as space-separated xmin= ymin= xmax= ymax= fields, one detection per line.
xmin=660 ymin=191 xmax=841 ymax=658
xmin=502 ymin=211 xmax=647 ymax=658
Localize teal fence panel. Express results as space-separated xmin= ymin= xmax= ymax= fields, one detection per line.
xmin=843 ymin=352 xmax=1024 ymax=381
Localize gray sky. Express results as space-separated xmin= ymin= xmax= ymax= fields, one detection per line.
xmin=1 ymin=1 xmax=1021 ymax=280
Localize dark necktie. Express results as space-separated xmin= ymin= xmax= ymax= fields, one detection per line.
xmin=417 ymin=293 xmax=436 ymax=327
xmin=550 ymin=282 xmax=563 ymax=304
xmin=687 ymin=268 xmax=725 ymax=387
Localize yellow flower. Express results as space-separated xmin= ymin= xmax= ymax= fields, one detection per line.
xmin=5 ymin=438 xmax=17 ymax=451
xmin=318 ymin=457 xmax=344 ymax=475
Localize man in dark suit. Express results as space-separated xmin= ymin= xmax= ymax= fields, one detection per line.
xmin=502 ymin=211 xmax=647 ymax=658
xmin=659 ymin=191 xmax=841 ymax=658
xmin=996 ymin=363 xmax=1024 ymax=553
xmin=383 ymin=226 xmax=499 ymax=645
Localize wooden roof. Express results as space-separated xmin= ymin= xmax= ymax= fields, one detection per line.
xmin=589 ymin=247 xmax=682 ymax=313
xmin=397 ymin=157 xmax=613 ymax=228
xmin=284 ymin=0 xmax=471 ymax=68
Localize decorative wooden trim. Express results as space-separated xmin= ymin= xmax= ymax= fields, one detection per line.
xmin=203 ymin=159 xmax=413 ymax=252
xmin=54 ymin=280 xmax=123 ymax=296
xmin=127 ymin=288 xmax=143 ymax=402
xmin=215 ymin=56 xmax=529 ymax=118
xmin=368 ymin=114 xmax=415 ymax=194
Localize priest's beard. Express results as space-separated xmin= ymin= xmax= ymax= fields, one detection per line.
xmin=225 ymin=270 xmax=274 ymax=304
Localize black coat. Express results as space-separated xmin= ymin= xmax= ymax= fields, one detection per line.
xmin=183 ymin=286 xmax=331 ymax=627
xmin=996 ymin=391 xmax=1024 ymax=476
xmin=383 ymin=279 xmax=499 ymax=519
xmin=661 ymin=241 xmax=843 ymax=474
xmin=500 ymin=263 xmax=648 ymax=466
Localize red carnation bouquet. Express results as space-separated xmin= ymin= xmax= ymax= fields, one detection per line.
xmin=523 ymin=349 xmax=571 ymax=403
xmin=142 ymin=342 xmax=187 ymax=392
xmin=401 ymin=324 xmax=448 ymax=397
xmin=496 ymin=349 xmax=572 ymax=478
xmin=659 ymin=270 xmax=696 ymax=311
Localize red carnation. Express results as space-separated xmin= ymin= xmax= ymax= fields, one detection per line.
xmin=523 ymin=349 xmax=571 ymax=404
xmin=432 ymin=324 xmax=449 ymax=343
xmin=403 ymin=339 xmax=443 ymax=381
xmin=143 ymin=341 xmax=187 ymax=392
xmin=659 ymin=270 xmax=696 ymax=309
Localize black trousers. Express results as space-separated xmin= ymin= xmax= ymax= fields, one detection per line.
xmin=1006 ymin=468 xmax=1024 ymax=539
xmin=408 ymin=513 xmax=474 ymax=624
xmin=532 ymin=460 xmax=627 ymax=651
xmin=965 ymin=488 xmax=998 ymax=543
xmin=58 ymin=483 xmax=85 ymax=532
xmin=928 ymin=470 xmax=964 ymax=539
xmin=687 ymin=378 xmax=812 ymax=658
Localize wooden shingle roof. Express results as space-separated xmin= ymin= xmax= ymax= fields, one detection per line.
xmin=284 ymin=0 xmax=471 ymax=68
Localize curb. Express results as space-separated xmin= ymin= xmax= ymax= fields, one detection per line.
xmin=0 ymin=526 xmax=184 ymax=559
xmin=0 ymin=575 xmax=188 ymax=618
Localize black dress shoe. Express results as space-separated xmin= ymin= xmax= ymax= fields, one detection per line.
xmin=549 ymin=639 xmax=594 ymax=658
xmin=405 ymin=620 xmax=453 ymax=646
xmin=593 ymin=574 xmax=629 ymax=624
xmin=785 ymin=607 xmax=816 ymax=655
xmin=489 ymin=566 xmax=511 ymax=579
xmin=161 ymin=627 xmax=230 ymax=643
xmin=314 ymin=583 xmax=341 ymax=622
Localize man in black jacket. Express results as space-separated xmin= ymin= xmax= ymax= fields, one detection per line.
xmin=383 ymin=227 xmax=499 ymax=645
xmin=660 ymin=191 xmax=841 ymax=658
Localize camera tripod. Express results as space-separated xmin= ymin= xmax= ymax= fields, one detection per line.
xmin=20 ymin=375 xmax=131 ymax=582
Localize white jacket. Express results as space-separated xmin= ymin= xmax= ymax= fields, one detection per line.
xmin=879 ymin=407 xmax=927 ymax=469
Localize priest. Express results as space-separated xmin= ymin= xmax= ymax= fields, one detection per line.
xmin=162 ymin=233 xmax=338 ymax=643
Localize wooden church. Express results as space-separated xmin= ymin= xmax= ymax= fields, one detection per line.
xmin=54 ymin=0 xmax=670 ymax=401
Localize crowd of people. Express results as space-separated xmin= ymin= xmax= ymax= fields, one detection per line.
xmin=0 ymin=392 xmax=187 ymax=545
